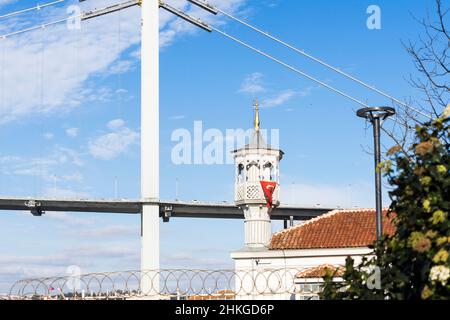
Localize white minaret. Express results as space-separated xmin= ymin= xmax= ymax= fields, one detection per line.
xmin=233 ymin=100 xmax=283 ymax=248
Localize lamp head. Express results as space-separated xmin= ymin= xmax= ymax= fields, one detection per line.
xmin=356 ymin=106 xmax=396 ymax=121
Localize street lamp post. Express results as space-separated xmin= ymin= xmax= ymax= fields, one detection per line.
xmin=357 ymin=106 xmax=396 ymax=241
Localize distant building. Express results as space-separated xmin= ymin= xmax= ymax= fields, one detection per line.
xmin=294 ymin=264 xmax=345 ymax=300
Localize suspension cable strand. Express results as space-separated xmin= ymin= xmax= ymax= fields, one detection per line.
xmin=212 ymin=26 xmax=406 ymax=128
xmin=117 ymin=7 xmax=123 ymax=119
xmin=213 ymin=5 xmax=432 ymax=120
xmin=163 ymin=2 xmax=408 ymax=129
xmin=39 ymin=26 xmax=47 ymax=198
xmin=0 ymin=15 xmax=80 ymax=38
xmin=0 ymin=1 xmax=139 ymax=39
xmin=212 ymin=26 xmax=370 ymax=108
xmin=0 ymin=1 xmax=407 ymax=131
xmin=0 ymin=37 xmax=5 ymax=119
xmin=0 ymin=0 xmax=65 ymax=20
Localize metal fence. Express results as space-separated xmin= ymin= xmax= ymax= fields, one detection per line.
xmin=7 ymin=268 xmax=325 ymax=300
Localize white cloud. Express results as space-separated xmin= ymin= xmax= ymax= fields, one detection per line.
xmin=44 ymin=211 xmax=96 ymax=227
xmin=0 ymin=155 xmax=21 ymax=164
xmin=56 ymin=146 xmax=83 ymax=166
xmin=0 ymin=1 xmax=141 ymax=124
xmin=65 ymin=127 xmax=78 ymax=138
xmin=299 ymin=86 xmax=314 ymax=97
xmin=238 ymin=72 xmax=265 ymax=94
xmin=61 ymin=172 xmax=83 ymax=183
xmin=0 ymin=243 xmax=139 ymax=291
xmin=0 ymin=146 xmax=84 ymax=182
xmin=89 ymin=120 xmax=139 ymax=160
xmin=0 ymin=245 xmax=138 ymax=267
xmin=77 ymin=86 xmax=115 ymax=104
xmin=238 ymin=75 xmax=314 ymax=108
xmin=162 ymin=252 xmax=232 ymax=269
xmin=0 ymin=0 xmax=16 ymax=7
xmin=160 ymin=0 xmax=247 ymax=47
xmin=0 ymin=0 xmax=248 ymax=124
xmin=129 ymin=48 xmax=140 ymax=60
xmin=281 ymin=182 xmax=379 ymax=208
xmin=115 ymin=88 xmax=128 ymax=94
xmin=76 ymin=225 xmax=139 ymax=238
xmin=107 ymin=59 xmax=134 ymax=75
xmin=261 ymin=90 xmax=295 ymax=108
xmin=43 ymin=132 xmax=54 ymax=140
xmin=107 ymin=118 xmax=125 ymax=130
xmin=42 ymin=186 xmax=89 ymax=199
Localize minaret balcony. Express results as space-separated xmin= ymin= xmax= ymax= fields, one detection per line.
xmin=234 ymin=181 xmax=280 ymax=206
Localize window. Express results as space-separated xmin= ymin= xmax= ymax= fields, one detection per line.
xmin=246 ymin=162 xmax=260 ymax=181
xmin=237 ymin=164 xmax=245 ymax=183
xmin=297 ymin=282 xmax=322 ymax=300
xmin=263 ymin=162 xmax=273 ymax=181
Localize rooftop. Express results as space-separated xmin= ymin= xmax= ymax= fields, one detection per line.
xmin=270 ymin=208 xmax=396 ymax=250
xmin=296 ymin=264 xmax=345 ymax=279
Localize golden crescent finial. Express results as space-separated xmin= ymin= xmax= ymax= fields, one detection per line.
xmin=253 ymin=98 xmax=260 ymax=131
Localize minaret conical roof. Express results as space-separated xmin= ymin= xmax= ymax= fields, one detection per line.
xmin=233 ymin=99 xmax=283 ymax=156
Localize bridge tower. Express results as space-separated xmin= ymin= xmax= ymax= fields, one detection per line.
xmin=140 ymin=0 xmax=160 ymax=295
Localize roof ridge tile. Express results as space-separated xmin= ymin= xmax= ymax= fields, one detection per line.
xmin=270 ymin=208 xmax=394 ymax=250
xmin=272 ymin=208 xmax=387 ymax=237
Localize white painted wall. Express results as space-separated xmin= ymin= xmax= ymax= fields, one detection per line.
xmin=231 ymin=247 xmax=374 ymax=299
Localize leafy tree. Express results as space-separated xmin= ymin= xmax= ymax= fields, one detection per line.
xmin=321 ymin=0 xmax=449 ymax=300
xmin=383 ymin=0 xmax=448 ymax=154
xmin=321 ymin=112 xmax=449 ymax=300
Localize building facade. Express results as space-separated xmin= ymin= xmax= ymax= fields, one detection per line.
xmin=231 ymin=104 xmax=395 ymax=299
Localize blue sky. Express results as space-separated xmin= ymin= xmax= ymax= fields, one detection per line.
xmin=0 ymin=0 xmax=436 ymax=293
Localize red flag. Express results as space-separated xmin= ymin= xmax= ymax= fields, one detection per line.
xmin=260 ymin=181 xmax=277 ymax=208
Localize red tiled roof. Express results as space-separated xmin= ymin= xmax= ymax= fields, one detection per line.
xmin=296 ymin=265 xmax=345 ymax=279
xmin=270 ymin=209 xmax=396 ymax=250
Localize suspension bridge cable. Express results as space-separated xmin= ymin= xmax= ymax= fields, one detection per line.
xmin=0 ymin=1 xmax=410 ymax=131
xmin=212 ymin=26 xmax=371 ymax=108
xmin=0 ymin=14 xmax=80 ymax=39
xmin=211 ymin=27 xmax=409 ymax=128
xmin=162 ymin=1 xmax=409 ymax=128
xmin=211 ymin=5 xmax=432 ymax=120
xmin=38 ymin=26 xmax=47 ymax=198
xmin=0 ymin=0 xmax=65 ymax=20
xmin=0 ymin=0 xmax=137 ymax=39
xmin=0 ymin=38 xmax=5 ymax=112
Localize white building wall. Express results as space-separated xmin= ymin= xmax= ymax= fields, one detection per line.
xmin=231 ymin=247 xmax=373 ymax=300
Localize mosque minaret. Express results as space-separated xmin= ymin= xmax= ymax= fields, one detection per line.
xmin=232 ymin=100 xmax=284 ymax=248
